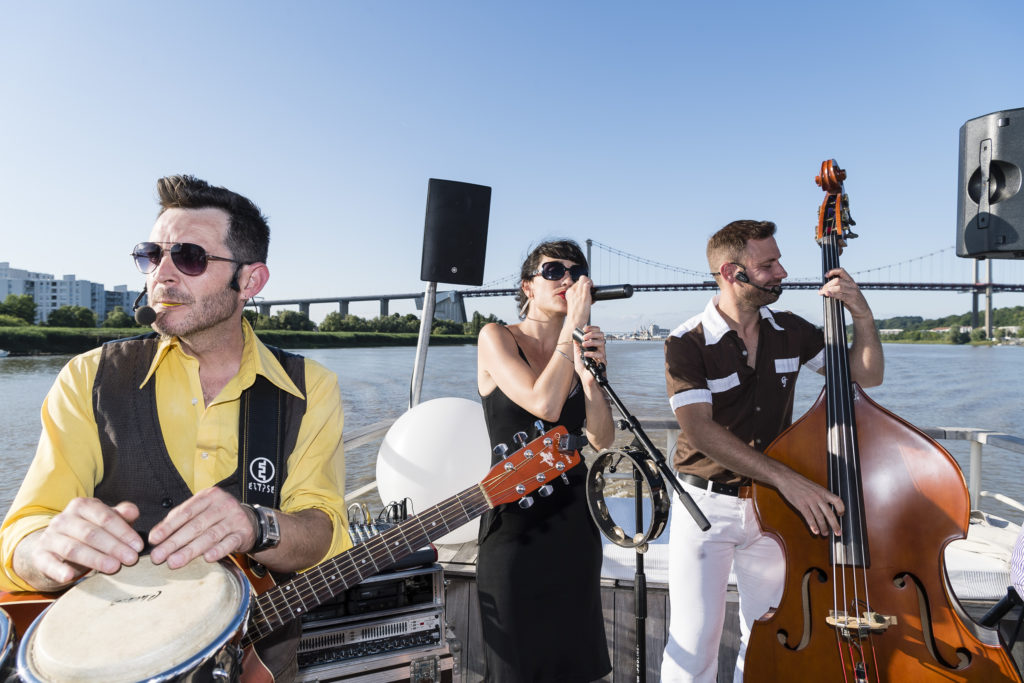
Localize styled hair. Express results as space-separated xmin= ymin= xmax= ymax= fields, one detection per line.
xmin=156 ymin=175 xmax=270 ymax=264
xmin=515 ymin=239 xmax=588 ymax=318
xmin=706 ymin=219 xmax=776 ymax=273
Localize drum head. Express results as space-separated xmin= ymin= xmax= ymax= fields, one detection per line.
xmin=23 ymin=556 xmax=246 ymax=683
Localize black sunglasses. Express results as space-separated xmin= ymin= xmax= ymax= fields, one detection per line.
xmin=131 ymin=242 xmax=245 ymax=276
xmin=534 ymin=261 xmax=589 ymax=282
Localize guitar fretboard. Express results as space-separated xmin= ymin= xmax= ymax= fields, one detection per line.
xmin=242 ymin=484 xmax=489 ymax=646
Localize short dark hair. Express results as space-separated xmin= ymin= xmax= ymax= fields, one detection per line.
xmin=706 ymin=219 xmax=776 ymax=272
xmin=156 ymin=175 xmax=270 ymax=264
xmin=515 ymin=239 xmax=588 ymax=317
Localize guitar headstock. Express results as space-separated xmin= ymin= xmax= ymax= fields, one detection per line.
xmin=481 ymin=425 xmax=580 ymax=507
xmin=815 ymin=159 xmax=857 ymax=245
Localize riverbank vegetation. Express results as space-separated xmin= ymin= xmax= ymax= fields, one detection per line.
xmin=0 ymin=295 xmax=506 ymax=355
xmin=874 ymin=306 xmax=1023 ymax=344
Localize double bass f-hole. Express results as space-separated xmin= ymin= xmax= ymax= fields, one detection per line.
xmin=744 ymin=160 xmax=1023 ymax=682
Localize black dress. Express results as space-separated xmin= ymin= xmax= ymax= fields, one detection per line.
xmin=477 ymin=336 xmax=611 ymax=683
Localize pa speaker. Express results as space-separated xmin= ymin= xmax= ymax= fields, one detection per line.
xmin=420 ymin=179 xmax=492 ymax=285
xmin=957 ymin=107 xmax=1024 ymax=259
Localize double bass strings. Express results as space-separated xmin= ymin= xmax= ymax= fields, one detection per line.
xmin=821 ymin=232 xmax=876 ymax=674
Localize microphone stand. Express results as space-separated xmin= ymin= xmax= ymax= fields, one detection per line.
xmin=573 ymin=330 xmax=709 ymax=683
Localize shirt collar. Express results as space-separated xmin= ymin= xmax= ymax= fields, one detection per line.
xmin=700 ymin=295 xmax=785 ymax=345
xmin=139 ymin=319 xmax=305 ymax=400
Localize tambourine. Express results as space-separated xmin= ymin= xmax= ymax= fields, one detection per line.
xmin=586 ymin=446 xmax=670 ymax=550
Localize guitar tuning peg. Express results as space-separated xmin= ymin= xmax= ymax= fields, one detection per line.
xmin=538 ymin=484 xmax=554 ymax=497
xmin=512 ymin=431 xmax=528 ymax=448
xmin=560 ymin=473 xmax=570 ymax=485
xmin=493 ymin=443 xmax=509 ymax=459
xmin=518 ymin=496 xmax=535 ymax=509
xmin=533 ymin=420 xmax=545 ymax=436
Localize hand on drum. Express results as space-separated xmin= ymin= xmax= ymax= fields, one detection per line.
xmin=148 ymin=487 xmax=255 ymax=569
xmin=15 ymin=499 xmax=143 ymax=592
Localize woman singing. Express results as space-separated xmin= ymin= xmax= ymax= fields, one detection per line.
xmin=476 ymin=239 xmax=614 ymax=682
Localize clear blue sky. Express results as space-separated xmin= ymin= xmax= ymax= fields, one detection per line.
xmin=2 ymin=1 xmax=1022 ymax=333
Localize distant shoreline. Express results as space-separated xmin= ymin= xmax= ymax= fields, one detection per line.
xmin=0 ymin=327 xmax=476 ymax=356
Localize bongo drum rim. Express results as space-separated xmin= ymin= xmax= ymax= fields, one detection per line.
xmin=16 ymin=561 xmax=251 ymax=683
xmin=0 ymin=607 xmax=12 ymax=673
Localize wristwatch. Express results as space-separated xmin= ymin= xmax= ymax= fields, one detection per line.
xmin=244 ymin=503 xmax=281 ymax=553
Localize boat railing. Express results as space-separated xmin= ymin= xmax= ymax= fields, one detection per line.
xmin=638 ymin=419 xmax=1024 ymax=514
xmin=342 ymin=418 xmax=1024 ymax=515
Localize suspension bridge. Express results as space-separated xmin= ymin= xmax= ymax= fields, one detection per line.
xmin=257 ymin=240 xmax=1024 ymax=333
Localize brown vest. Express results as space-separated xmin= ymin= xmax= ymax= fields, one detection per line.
xmin=92 ymin=333 xmax=308 ymax=680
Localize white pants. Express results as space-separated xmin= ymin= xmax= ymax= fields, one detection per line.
xmin=660 ymin=480 xmax=785 ymax=683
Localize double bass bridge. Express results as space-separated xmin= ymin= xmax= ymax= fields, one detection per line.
xmin=826 ymin=610 xmax=897 ymax=641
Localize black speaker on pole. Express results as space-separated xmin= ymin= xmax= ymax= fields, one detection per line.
xmin=957 ymin=107 xmax=1024 ymax=259
xmin=420 ymin=179 xmax=492 ymax=285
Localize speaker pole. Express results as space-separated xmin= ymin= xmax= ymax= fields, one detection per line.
xmin=972 ymin=259 xmax=980 ymax=329
xmin=409 ymin=281 xmax=437 ymax=409
xmin=986 ymin=259 xmax=993 ymax=339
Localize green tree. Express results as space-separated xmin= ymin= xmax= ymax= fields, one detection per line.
xmin=47 ymin=305 xmax=97 ymax=328
xmin=0 ymin=294 xmax=37 ymax=324
xmin=252 ymin=314 xmax=278 ymax=330
xmin=946 ymin=327 xmax=969 ymax=345
xmin=431 ymin=318 xmax=464 ymax=334
xmin=0 ymin=313 xmax=30 ymax=327
xmin=242 ymin=309 xmax=259 ymax=326
xmin=102 ymin=306 xmax=138 ymax=328
xmin=970 ymin=328 xmax=987 ymax=342
xmin=320 ymin=311 xmax=358 ymax=332
xmin=272 ymin=309 xmax=316 ymax=331
xmin=463 ymin=311 xmax=504 ymax=336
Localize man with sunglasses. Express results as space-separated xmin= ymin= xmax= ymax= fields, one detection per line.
xmin=0 ymin=175 xmax=350 ymax=681
xmin=659 ymin=220 xmax=883 ymax=682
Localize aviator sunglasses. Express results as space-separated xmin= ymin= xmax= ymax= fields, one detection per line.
xmin=534 ymin=261 xmax=589 ymax=282
xmin=131 ymin=242 xmax=245 ymax=276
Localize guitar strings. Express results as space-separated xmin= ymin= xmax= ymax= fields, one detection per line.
xmin=245 ymin=441 xmax=577 ymax=646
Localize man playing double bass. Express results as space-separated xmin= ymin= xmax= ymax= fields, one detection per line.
xmin=0 ymin=175 xmax=351 ymax=681
xmin=660 ymin=219 xmax=884 ymax=682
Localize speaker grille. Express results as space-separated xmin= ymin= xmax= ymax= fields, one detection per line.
xmin=420 ymin=179 xmax=491 ymax=285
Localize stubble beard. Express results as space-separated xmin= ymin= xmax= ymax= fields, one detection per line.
xmin=736 ymin=284 xmax=781 ymax=311
xmin=153 ymin=285 xmax=241 ymax=341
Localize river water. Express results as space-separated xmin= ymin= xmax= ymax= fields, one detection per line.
xmin=2 ymin=342 xmax=1023 ymax=523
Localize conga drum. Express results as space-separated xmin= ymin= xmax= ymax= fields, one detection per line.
xmin=17 ymin=556 xmax=251 ymax=682
xmin=1 ymin=607 xmax=13 ymax=681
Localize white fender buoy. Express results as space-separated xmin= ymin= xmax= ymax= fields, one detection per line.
xmin=376 ymin=397 xmax=491 ymax=545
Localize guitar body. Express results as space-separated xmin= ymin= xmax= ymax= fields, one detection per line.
xmin=0 ymin=590 xmax=52 ymax=639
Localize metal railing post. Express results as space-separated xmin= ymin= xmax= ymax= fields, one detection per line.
xmin=970 ymin=440 xmax=983 ymax=510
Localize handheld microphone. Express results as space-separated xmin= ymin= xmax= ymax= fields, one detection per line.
xmin=734 ymin=272 xmax=783 ymax=296
xmin=572 ymin=327 xmax=605 ymax=373
xmin=132 ymin=287 xmax=157 ymax=326
xmin=590 ymin=284 xmax=634 ymax=302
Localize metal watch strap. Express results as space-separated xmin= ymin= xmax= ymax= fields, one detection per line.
xmin=243 ymin=503 xmax=281 ymax=553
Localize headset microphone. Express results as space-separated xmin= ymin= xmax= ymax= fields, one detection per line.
xmin=734 ymin=271 xmax=783 ymax=295
xmin=132 ymin=287 xmax=157 ymax=326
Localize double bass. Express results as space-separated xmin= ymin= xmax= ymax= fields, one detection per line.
xmin=744 ymin=160 xmax=1022 ymax=682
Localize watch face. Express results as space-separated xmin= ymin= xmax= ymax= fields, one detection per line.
xmin=259 ymin=506 xmax=281 ymax=549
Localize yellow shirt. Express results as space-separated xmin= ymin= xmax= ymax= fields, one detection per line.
xmin=0 ymin=322 xmax=351 ymax=591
